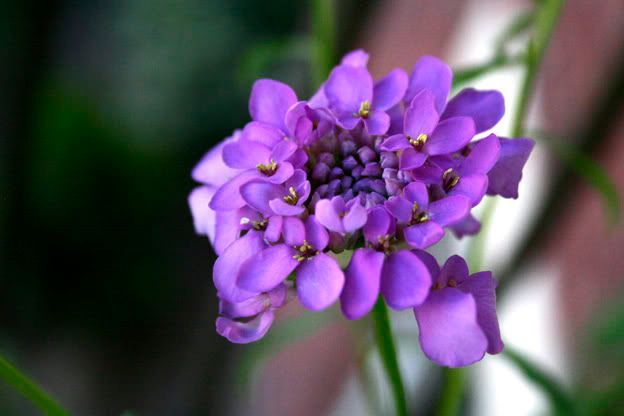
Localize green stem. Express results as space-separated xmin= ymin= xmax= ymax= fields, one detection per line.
xmin=311 ymin=0 xmax=336 ymax=87
xmin=436 ymin=368 xmax=467 ymax=416
xmin=0 ymin=353 xmax=69 ymax=416
xmin=372 ymin=298 xmax=408 ymax=416
xmin=437 ymin=2 xmax=566 ymax=415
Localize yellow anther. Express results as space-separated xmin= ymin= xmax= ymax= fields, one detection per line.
xmin=408 ymin=133 xmax=428 ymax=148
xmin=252 ymin=219 xmax=268 ymax=230
xmin=412 ymin=201 xmax=420 ymax=212
xmin=283 ymin=186 xmax=299 ymax=205
xmin=256 ymin=159 xmax=278 ymax=176
xmin=357 ymin=100 xmax=371 ymax=118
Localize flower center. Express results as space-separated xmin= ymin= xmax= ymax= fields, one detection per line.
xmin=410 ymin=202 xmax=429 ymax=224
xmin=252 ymin=218 xmax=268 ymax=230
xmin=408 ymin=133 xmax=428 ymax=150
xmin=432 ymin=278 xmax=457 ymax=291
xmin=292 ymin=240 xmax=318 ymax=261
xmin=283 ymin=186 xmax=300 ymax=205
xmin=442 ymin=168 xmax=460 ymax=191
xmin=256 ymin=159 xmax=278 ymax=176
xmin=357 ymin=100 xmax=371 ymax=118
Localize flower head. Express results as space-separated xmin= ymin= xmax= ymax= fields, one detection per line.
xmin=189 ymin=50 xmax=533 ymax=364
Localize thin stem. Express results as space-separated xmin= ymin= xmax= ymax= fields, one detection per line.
xmin=437 ymin=1 xmax=566 ymax=415
xmin=435 ymin=368 xmax=467 ymax=416
xmin=0 ymin=353 xmax=69 ymax=416
xmin=311 ymin=0 xmax=336 ymax=87
xmin=372 ymin=298 xmax=408 ymax=416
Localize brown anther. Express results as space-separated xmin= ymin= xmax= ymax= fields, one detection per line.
xmin=442 ymin=168 xmax=460 ymax=191
xmin=448 ymin=279 xmax=458 ymax=288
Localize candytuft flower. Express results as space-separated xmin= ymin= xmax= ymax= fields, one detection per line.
xmin=189 ymin=50 xmax=533 ymax=366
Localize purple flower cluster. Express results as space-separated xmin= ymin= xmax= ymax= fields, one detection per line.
xmin=189 ymin=50 xmax=534 ymax=367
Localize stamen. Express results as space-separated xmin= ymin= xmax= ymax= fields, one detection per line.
xmin=292 ymin=240 xmax=317 ymax=261
xmin=252 ymin=219 xmax=268 ymax=230
xmin=411 ymin=202 xmax=429 ymax=224
xmin=408 ymin=133 xmax=428 ymax=149
xmin=442 ymin=168 xmax=460 ymax=191
xmin=448 ymin=279 xmax=458 ymax=288
xmin=256 ymin=159 xmax=278 ymax=176
xmin=356 ymin=100 xmax=371 ymax=118
xmin=283 ymin=186 xmax=300 ymax=205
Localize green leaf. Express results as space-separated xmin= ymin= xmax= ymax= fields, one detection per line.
xmin=0 ymin=353 xmax=70 ymax=416
xmin=535 ymin=132 xmax=621 ymax=224
xmin=503 ymin=347 xmax=578 ymax=416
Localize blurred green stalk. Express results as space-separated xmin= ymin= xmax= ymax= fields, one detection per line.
xmin=436 ymin=1 xmax=566 ymax=416
xmin=312 ymin=0 xmax=337 ymax=86
xmin=372 ymin=298 xmax=408 ymax=416
xmin=0 ymin=354 xmax=69 ymax=416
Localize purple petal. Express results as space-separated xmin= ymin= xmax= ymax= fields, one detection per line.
xmin=192 ymin=137 xmax=240 ymax=186
xmin=341 ymin=248 xmax=384 ymax=319
xmin=264 ymin=215 xmax=283 ymax=243
xmin=364 ymin=110 xmax=390 ymax=135
xmin=269 ymin=198 xmax=306 ymax=216
xmin=214 ymin=210 xmax=245 ymax=255
xmin=341 ymin=49 xmax=369 ymax=67
xmin=222 ymin=139 xmax=272 ymax=169
xmin=240 ymin=181 xmax=284 ymax=216
xmin=426 ymin=116 xmax=475 ymax=156
xmin=384 ymin=196 xmax=413 ymax=224
xmin=337 ymin=114 xmax=362 ymax=130
xmin=399 ymin=148 xmax=427 ymax=170
xmin=284 ymin=101 xmax=308 ymax=137
xmin=459 ymin=272 xmax=504 ymax=354
xmin=241 ymin=121 xmax=284 ymax=147
xmin=442 ymin=88 xmax=505 ymax=133
xmin=411 ymin=249 xmax=441 ymax=277
xmin=282 ymin=216 xmax=305 ymax=246
xmin=403 ymin=222 xmax=444 ymax=249
xmin=381 ymin=250 xmax=431 ymax=309
xmin=438 ymin=255 xmax=470 ymax=287
xmin=213 ymin=230 xmax=265 ymax=302
xmin=325 ymin=65 xmax=373 ymax=113
xmin=404 ymin=90 xmax=440 ymax=138
xmin=305 ymin=215 xmax=329 ymax=250
xmin=451 ymin=214 xmax=481 ymax=238
xmin=220 ymin=292 xmax=271 ymax=318
xmin=373 ymin=68 xmax=408 ymax=111
xmin=262 ymin=162 xmax=294 ymax=184
xmin=449 ymin=174 xmax=488 ymax=206
xmin=363 ymin=206 xmax=394 ymax=243
xmin=315 ymin=197 xmax=345 ymax=233
xmin=343 ymin=199 xmax=368 ymax=233
xmin=237 ymin=244 xmax=299 ymax=293
xmin=386 ymin=104 xmax=404 ymax=136
xmin=271 ymin=140 xmax=299 ymax=162
xmin=415 ymin=288 xmax=487 ymax=367
xmin=381 ymin=134 xmax=411 ymax=151
xmin=459 ymin=133 xmax=501 ymax=176
xmin=486 ymin=137 xmax=535 ymax=199
xmin=249 ymin=79 xmax=297 ymax=131
xmin=428 ymin=195 xmax=471 ymax=227
xmin=188 ymin=186 xmax=216 ymax=238
xmin=296 ymin=253 xmax=345 ymax=311
xmin=405 ymin=56 xmax=452 ymax=113
xmin=216 ymin=311 xmax=274 ymax=344
xmin=403 ymin=181 xmax=429 ymax=209
xmin=209 ymin=171 xmax=258 ymax=211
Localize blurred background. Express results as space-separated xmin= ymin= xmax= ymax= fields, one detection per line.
xmin=1 ymin=0 xmax=623 ymax=415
